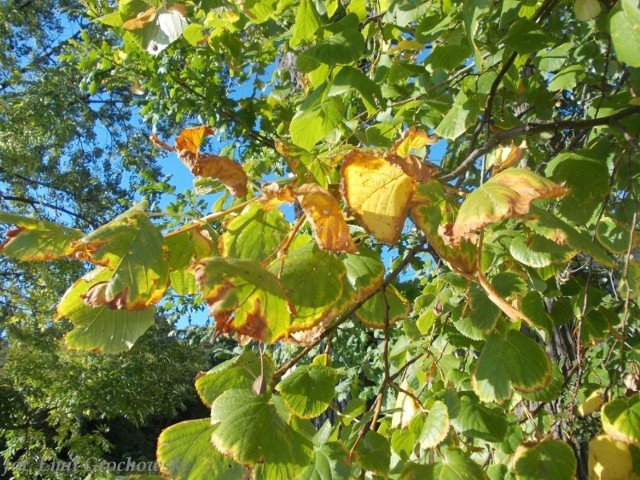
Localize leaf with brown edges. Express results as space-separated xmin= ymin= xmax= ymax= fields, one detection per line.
xmin=391 ymin=127 xmax=439 ymax=157
xmin=294 ymin=184 xmax=357 ymax=254
xmin=341 ymin=149 xmax=417 ymax=244
xmin=444 ymin=168 xmax=566 ymax=245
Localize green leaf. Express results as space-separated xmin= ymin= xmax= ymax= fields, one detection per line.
xmin=67 ymin=204 xmax=169 ymax=310
xmin=450 ymin=393 xmax=508 ymax=442
xmin=548 ymin=65 xmax=585 ymax=92
xmin=290 ymin=97 xmax=344 ymax=151
xmin=354 ymin=431 xmax=390 ymax=476
xmin=0 ymin=212 xmax=83 ymax=261
xmin=448 ymin=169 xmax=566 ymax=244
xmin=157 ymin=419 xmax=245 ymax=479
xmin=602 ymin=393 xmax=640 ymax=444
xmin=463 ymin=0 xmax=490 ymax=68
xmin=244 ymin=0 xmax=277 ymax=23
xmin=355 ymin=284 xmax=410 ymax=328
xmin=195 ymin=257 xmax=293 ymax=342
xmin=510 ymin=234 xmax=576 ymax=268
xmin=195 ymin=351 xmax=274 ymax=407
xmin=456 ymin=283 xmax=500 ymax=340
xmin=413 ymin=400 xmax=450 ymax=449
xmin=545 ymin=153 xmax=609 ymax=223
xmin=520 ymin=291 xmax=554 ymax=333
xmin=328 ymin=66 xmax=382 ymax=115
xmin=221 ymin=203 xmax=290 ymax=261
xmin=520 ymin=362 xmax=563 ymax=402
xmin=290 ymin=0 xmax=321 ymax=46
xmin=276 ymin=365 xmax=337 ymax=418
xmin=57 ymin=267 xmax=155 ymax=352
xmin=400 ymin=448 xmax=486 ymax=480
xmin=166 ymin=229 xmax=215 ymax=295
xmin=297 ymin=29 xmax=365 ymax=72
xmin=535 ymin=43 xmax=571 ymax=72
xmin=434 ymin=91 xmax=479 ymax=140
xmin=609 ymin=0 xmax=640 ymax=67
xmin=299 ymin=442 xmax=353 ymax=480
xmin=210 ymin=390 xmax=313 ymax=475
xmin=504 ymin=19 xmax=552 ymax=54
xmin=596 ymin=216 xmax=633 ymax=254
xmin=514 ymin=440 xmax=576 ymax=480
xmin=526 ymin=206 xmax=614 ymax=267
xmin=182 ymin=23 xmax=204 ymax=46
xmin=473 ymin=330 xmax=551 ymax=402
xmin=269 ymin=243 xmax=346 ymax=330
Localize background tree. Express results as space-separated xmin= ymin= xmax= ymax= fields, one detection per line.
xmin=2 ymin=0 xmax=640 ymax=479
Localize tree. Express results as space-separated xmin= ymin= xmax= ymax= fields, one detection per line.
xmin=2 ymin=0 xmax=640 ymax=478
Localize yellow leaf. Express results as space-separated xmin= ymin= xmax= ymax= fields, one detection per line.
xmin=589 ymin=434 xmax=633 ymax=480
xmin=392 ymin=127 xmax=439 ymax=157
xmin=123 ymin=7 xmax=156 ymax=30
xmin=491 ymin=140 xmax=527 ymax=173
xmin=294 ymin=184 xmax=357 ymax=254
xmin=341 ymin=150 xmax=416 ymax=244
xmin=175 ymin=126 xmax=216 ymax=159
xmin=575 ymin=0 xmax=602 ymax=21
xmin=579 ymin=389 xmax=605 ymax=417
xmin=391 ymin=380 xmax=419 ymax=429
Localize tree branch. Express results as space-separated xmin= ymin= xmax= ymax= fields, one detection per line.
xmin=0 ymin=194 xmax=96 ymax=227
xmin=440 ymin=106 xmax=640 ymax=182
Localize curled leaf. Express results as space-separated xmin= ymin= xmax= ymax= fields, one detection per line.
xmin=341 ymin=149 xmax=416 ymax=244
xmin=123 ymin=7 xmax=156 ymax=30
xmin=444 ymin=168 xmax=566 ymax=245
xmin=260 ymin=183 xmax=296 ymax=211
xmin=294 ymin=183 xmax=357 ymax=254
xmin=491 ymin=140 xmax=527 ymax=173
xmin=152 ymin=127 xmax=248 ymax=197
xmin=392 ymin=127 xmax=439 ymax=157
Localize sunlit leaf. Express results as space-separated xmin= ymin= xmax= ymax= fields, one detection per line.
xmin=589 ymin=434 xmax=633 ymax=480
xmin=195 ymin=351 xmax=274 ymax=407
xmin=0 ymin=213 xmax=82 ymax=261
xmin=276 ymin=365 xmax=337 ymax=418
xmin=355 ymin=284 xmax=410 ymax=328
xmin=210 ymin=390 xmax=313 ymax=475
xmin=514 ymin=440 xmax=576 ymax=480
xmin=166 ymin=229 xmax=215 ymax=295
xmin=341 ymin=149 xmax=416 ymax=244
xmin=413 ymin=400 xmax=449 ymax=449
xmin=391 ymin=127 xmax=439 ymax=157
xmin=268 ymin=243 xmax=346 ymax=330
xmin=195 ymin=257 xmax=293 ymax=342
xmin=410 ymin=181 xmax=476 ymax=274
xmin=294 ymin=183 xmax=357 ymax=254
xmin=123 ymin=7 xmax=156 ymax=30
xmin=509 ymin=234 xmax=577 ymax=268
xmin=400 ymin=449 xmax=485 ymax=480
xmin=57 ymin=268 xmax=155 ymax=353
xmin=221 ymin=203 xmax=290 ymax=261
xmin=444 ymin=168 xmax=566 ymax=245
xmin=67 ymin=203 xmax=169 ymax=310
xmin=609 ymin=0 xmax=640 ymax=67
xmin=290 ymin=0 xmax=320 ymax=46
xmin=602 ymin=393 xmax=640 ymax=444
xmin=290 ymin=97 xmax=344 ymax=151
xmin=574 ymin=0 xmax=601 ymax=21
xmin=157 ymin=419 xmax=246 ymax=479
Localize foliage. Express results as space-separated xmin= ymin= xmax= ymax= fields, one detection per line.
xmin=2 ymin=0 xmax=640 ymax=478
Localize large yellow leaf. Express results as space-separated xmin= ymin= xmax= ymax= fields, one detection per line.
xmin=444 ymin=168 xmax=566 ymax=244
xmin=341 ymin=150 xmax=416 ymax=244
xmin=588 ymin=434 xmax=633 ymax=480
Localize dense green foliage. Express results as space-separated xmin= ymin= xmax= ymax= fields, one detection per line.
xmin=2 ymin=0 xmax=640 ymax=478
